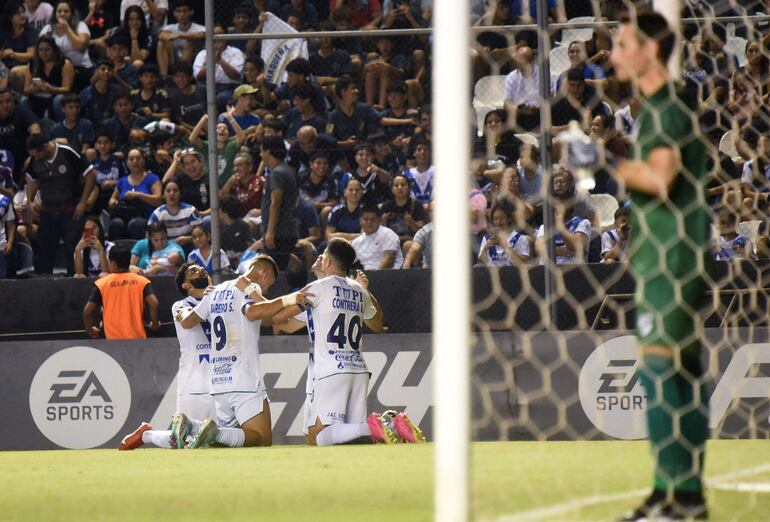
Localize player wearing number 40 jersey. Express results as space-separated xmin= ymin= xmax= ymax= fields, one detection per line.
xmin=273 ymin=238 xmax=425 ymax=445
xmin=174 ymin=254 xmax=312 ymax=448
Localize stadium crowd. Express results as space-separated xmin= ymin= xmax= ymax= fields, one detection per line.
xmin=1 ymin=0 xmax=770 ymax=280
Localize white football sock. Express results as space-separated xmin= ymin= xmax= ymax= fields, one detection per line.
xmin=141 ymin=430 xmax=172 ymax=448
xmin=215 ymin=427 xmax=245 ymax=447
xmin=316 ymin=423 xmax=371 ymax=446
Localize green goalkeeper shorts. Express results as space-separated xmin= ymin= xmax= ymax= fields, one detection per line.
xmin=634 ymin=273 xmax=707 ymax=351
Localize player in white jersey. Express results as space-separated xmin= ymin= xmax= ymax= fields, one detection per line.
xmin=118 ymin=263 xmax=217 ymax=450
xmin=274 ymin=238 xmax=425 ymax=445
xmin=177 ymin=254 xmax=312 ymax=448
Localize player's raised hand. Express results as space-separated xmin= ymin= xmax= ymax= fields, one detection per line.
xmin=354 ymin=269 xmax=369 ymax=289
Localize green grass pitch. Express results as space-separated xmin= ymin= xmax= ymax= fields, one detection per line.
xmin=2 ymin=440 xmax=769 ymax=521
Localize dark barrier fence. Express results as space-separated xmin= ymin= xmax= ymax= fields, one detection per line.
xmin=2 ymin=329 xmax=768 ymax=450
xmin=2 ymin=262 xmax=770 ymax=340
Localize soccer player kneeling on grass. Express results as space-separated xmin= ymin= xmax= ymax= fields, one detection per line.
xmin=119 ymin=263 xmax=218 ymax=450
xmin=173 ymin=255 xmax=311 ymax=448
xmin=273 ymin=238 xmax=425 ymax=445
xmin=610 ymin=11 xmax=710 ymax=520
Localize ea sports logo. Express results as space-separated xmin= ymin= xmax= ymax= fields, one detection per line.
xmin=29 ymin=347 xmax=131 ymax=449
xmin=578 ymin=336 xmax=647 ymax=440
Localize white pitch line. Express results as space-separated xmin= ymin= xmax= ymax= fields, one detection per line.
xmin=711 ymin=482 xmax=770 ymax=493
xmin=488 ymin=462 xmax=770 ymax=522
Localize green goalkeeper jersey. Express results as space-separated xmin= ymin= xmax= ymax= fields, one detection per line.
xmin=630 ymin=83 xmax=711 ymax=348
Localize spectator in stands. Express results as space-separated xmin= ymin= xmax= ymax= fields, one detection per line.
xmin=143 ymin=129 xmax=174 ymax=180
xmin=326 ymin=178 xmax=363 ymax=242
xmin=187 ymin=110 xmax=246 ymax=187
xmin=115 ymin=5 xmax=152 ymax=67
xmin=83 ymin=242 xmax=160 ymax=339
xmin=275 ymin=57 xmax=328 ymax=115
xmin=492 ymin=165 xmax=534 ymax=232
xmin=0 ymin=87 xmax=41 ymax=180
xmin=132 ymin=63 xmax=171 ymax=121
xmin=287 ymin=125 xmax=338 ymax=177
xmin=282 ymin=0 xmax=318 ymax=28
xmin=0 ymin=186 xmax=15 ymax=278
xmin=740 ymin=134 xmax=770 ymax=218
xmin=295 ymin=196 xmax=322 ymax=268
xmin=330 ymin=5 xmax=365 ymax=75
xmin=193 ymin=25 xmax=245 ymax=111
xmin=380 ymin=80 xmax=418 ymax=154
xmin=310 ymin=20 xmax=353 ymax=91
xmin=24 ymin=0 xmax=53 ymax=38
xmin=554 ymin=41 xmax=606 ymax=94
xmin=169 ymin=61 xmax=206 ymax=133
xmin=1 ymin=2 xmax=36 ymax=81
xmin=352 ymin=204 xmax=403 ymax=269
xmin=83 ymin=0 xmax=116 ymax=57
xmin=26 ymin=132 xmax=96 ymax=275
xmin=79 ymin=59 xmax=122 ymax=125
xmin=329 ymin=75 xmax=384 ymax=153
xmin=534 ymin=169 xmax=592 ymax=265
xmin=105 ymin=32 xmax=138 ymax=91
xmin=551 ymin=67 xmax=611 ymax=134
xmin=218 ymin=152 xmax=264 ymax=219
xmin=242 ymin=55 xmax=278 ymax=118
xmin=371 ymin=132 xmax=402 ymax=176
xmin=473 ymin=108 xmax=506 ymax=158
xmin=99 ymin=91 xmax=149 ymax=154
xmin=601 ymin=206 xmax=631 ymax=263
xmin=39 ymin=0 xmax=92 ymax=90
xmin=381 ymin=172 xmax=428 ymax=251
xmin=503 ymin=46 xmax=541 ymax=132
xmin=22 ymin=35 xmax=74 ymax=119
xmin=403 ymin=138 xmax=433 ymax=204
xmin=107 ymin=147 xmax=162 ymax=240
xmin=478 ymin=202 xmax=531 ymax=266
xmin=120 ymin=0 xmax=168 ymax=32
xmin=148 ymin=178 xmax=201 ymax=248
xmin=516 ymin=143 xmax=543 ymax=209
xmin=338 ymin=142 xmax=391 ymax=206
xmin=156 ymin=0 xmax=204 ymax=77
xmin=219 ymin=195 xmax=254 ymax=265
xmin=163 ymin=147 xmax=210 ymax=213
xmin=731 ymin=40 xmax=770 ymax=102
xmin=260 ymin=135 xmax=299 ymax=270
xmin=188 ymin=223 xmax=231 ymax=273
xmin=330 ymin=0 xmax=382 ymax=29
xmin=714 ymin=210 xmax=753 ymax=261
xmin=403 ymin=214 xmax=431 ymax=268
xmin=221 ymin=84 xmax=261 ymax=136
xmin=364 ymin=36 xmax=409 ymax=109
xmin=73 ymin=215 xmax=112 ymax=277
xmin=50 ymin=93 xmax=94 ymax=156
xmin=299 ymin=150 xmax=338 ymax=219
xmin=283 ymin=82 xmax=328 ymax=140
xmin=90 ymin=131 xmax=127 ymax=213
xmin=615 ymin=95 xmax=641 ymax=139
xmin=130 ymin=221 xmax=184 ymax=276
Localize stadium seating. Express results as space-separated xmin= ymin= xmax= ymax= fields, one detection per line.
xmin=472 ymin=75 xmax=507 ymax=134
xmin=590 ymin=193 xmax=619 ymax=230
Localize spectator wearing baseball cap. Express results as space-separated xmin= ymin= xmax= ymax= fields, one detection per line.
xmin=218 ymin=84 xmax=261 ymax=137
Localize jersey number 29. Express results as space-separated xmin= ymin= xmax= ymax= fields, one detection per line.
xmin=327 ymin=313 xmax=362 ymax=351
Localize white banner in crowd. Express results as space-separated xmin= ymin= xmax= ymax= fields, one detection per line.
xmin=260 ymin=12 xmax=309 ymax=86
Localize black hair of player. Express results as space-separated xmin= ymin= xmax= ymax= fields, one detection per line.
xmin=630 ymin=11 xmax=675 ymax=65
xmin=325 ymin=238 xmax=357 ymax=275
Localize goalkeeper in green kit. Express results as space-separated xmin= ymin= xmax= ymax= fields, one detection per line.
xmin=609 ymin=10 xmax=711 ymax=521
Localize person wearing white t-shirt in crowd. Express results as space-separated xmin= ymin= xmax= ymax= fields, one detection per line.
xmin=403 ymin=138 xmax=433 ymax=205
xmin=534 ymin=169 xmax=591 ymax=264
xmin=39 ymin=0 xmax=92 ymax=89
xmin=352 ymin=204 xmax=403 ymax=270
xmin=193 ymin=25 xmax=245 ymax=111
xmin=503 ymin=46 xmax=541 ymax=131
xmin=601 ymin=206 xmax=631 ymax=263
xmin=478 ymin=202 xmax=531 ymax=266
xmin=713 ymin=209 xmax=753 ymax=261
xmin=156 ymin=0 xmax=204 ymax=77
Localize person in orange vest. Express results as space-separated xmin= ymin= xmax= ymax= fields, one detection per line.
xmin=83 ymin=242 xmax=160 ymax=339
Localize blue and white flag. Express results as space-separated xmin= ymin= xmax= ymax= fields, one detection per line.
xmin=260 ymin=12 xmax=309 ymax=86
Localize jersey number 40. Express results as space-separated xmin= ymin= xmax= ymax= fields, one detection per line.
xmin=327 ymin=313 xmax=362 ymax=351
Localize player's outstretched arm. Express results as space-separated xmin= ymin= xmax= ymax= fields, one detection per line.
xmin=177 ymin=309 xmax=204 ymax=329
xmin=271 ymin=304 xmax=305 ymax=330
xmin=243 ymin=290 xmax=313 ymax=322
xmin=273 ymin=316 xmax=307 ymax=334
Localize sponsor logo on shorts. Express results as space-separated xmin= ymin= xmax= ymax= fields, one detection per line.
xmin=578 ymin=336 xmax=647 ymax=440
xmin=29 ymin=346 xmax=131 ymax=449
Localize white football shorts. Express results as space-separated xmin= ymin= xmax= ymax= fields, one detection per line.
xmin=213 ymin=384 xmax=269 ymax=427
xmin=309 ymin=373 xmax=369 ymax=427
